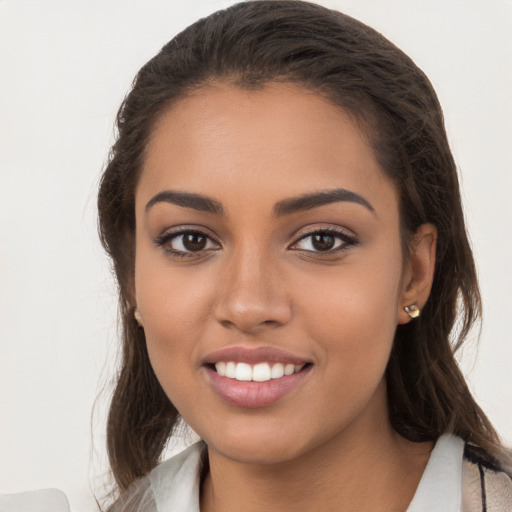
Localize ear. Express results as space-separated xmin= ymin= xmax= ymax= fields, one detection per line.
xmin=397 ymin=223 xmax=437 ymax=325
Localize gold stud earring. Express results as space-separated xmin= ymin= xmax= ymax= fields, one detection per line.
xmin=134 ymin=308 xmax=143 ymax=326
xmin=404 ymin=304 xmax=420 ymax=319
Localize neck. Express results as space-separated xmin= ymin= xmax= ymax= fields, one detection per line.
xmin=200 ymin=386 xmax=433 ymax=512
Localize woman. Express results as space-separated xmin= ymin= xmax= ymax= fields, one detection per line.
xmin=97 ymin=1 xmax=512 ymax=510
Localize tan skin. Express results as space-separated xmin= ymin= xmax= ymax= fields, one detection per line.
xmin=134 ymin=83 xmax=437 ymax=511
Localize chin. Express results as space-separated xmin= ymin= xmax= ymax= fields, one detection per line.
xmin=209 ymin=437 xmax=309 ymax=466
xmin=196 ymin=416 xmax=332 ymax=467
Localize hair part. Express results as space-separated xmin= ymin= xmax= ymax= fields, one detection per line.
xmin=98 ymin=0 xmax=508 ymax=492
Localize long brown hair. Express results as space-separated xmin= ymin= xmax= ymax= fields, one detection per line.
xmin=98 ymin=0 xmax=508 ymax=492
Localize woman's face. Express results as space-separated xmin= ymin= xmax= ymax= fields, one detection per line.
xmin=134 ymin=83 xmax=411 ymax=464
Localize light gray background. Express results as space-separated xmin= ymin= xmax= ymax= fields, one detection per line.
xmin=1 ymin=1 xmax=511 ymax=510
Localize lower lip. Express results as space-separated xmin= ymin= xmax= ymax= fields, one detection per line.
xmin=205 ymin=366 xmax=312 ymax=408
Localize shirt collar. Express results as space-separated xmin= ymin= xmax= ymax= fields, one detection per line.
xmin=406 ymin=434 xmax=464 ymax=511
xmin=149 ymin=434 xmax=464 ymax=512
xmin=149 ymin=442 xmax=203 ymax=512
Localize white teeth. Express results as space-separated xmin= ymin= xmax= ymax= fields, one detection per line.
xmin=252 ymin=363 xmax=271 ymax=382
xmin=226 ymin=361 xmax=236 ymax=378
xmin=271 ymin=363 xmax=285 ymax=379
xmin=235 ymin=362 xmax=252 ymax=381
xmin=214 ymin=361 xmax=305 ymax=381
xmin=215 ymin=361 xmax=226 ymax=377
xmin=284 ymin=363 xmax=295 ymax=376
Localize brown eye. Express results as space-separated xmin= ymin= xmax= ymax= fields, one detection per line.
xmin=156 ymin=230 xmax=219 ymax=255
xmin=292 ymin=229 xmax=357 ymax=254
xmin=182 ymin=233 xmax=207 ymax=251
xmin=311 ymin=234 xmax=336 ymax=251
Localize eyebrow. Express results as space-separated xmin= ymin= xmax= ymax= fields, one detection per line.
xmin=145 ymin=187 xmax=375 ymax=217
xmin=273 ymin=188 xmax=375 ymax=217
xmin=145 ymin=190 xmax=224 ymax=215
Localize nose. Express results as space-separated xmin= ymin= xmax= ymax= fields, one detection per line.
xmin=213 ymin=245 xmax=292 ymax=334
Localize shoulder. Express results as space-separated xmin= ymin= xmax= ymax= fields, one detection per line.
xmin=462 ymin=444 xmax=512 ymax=512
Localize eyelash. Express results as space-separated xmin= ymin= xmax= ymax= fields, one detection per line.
xmin=154 ymin=227 xmax=358 ymax=259
xmin=155 ymin=229 xmax=220 ymax=259
xmin=290 ymin=227 xmax=358 ymax=256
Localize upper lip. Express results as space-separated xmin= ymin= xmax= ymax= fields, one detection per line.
xmin=202 ymin=346 xmax=310 ymax=366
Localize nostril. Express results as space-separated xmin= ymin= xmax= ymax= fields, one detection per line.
xmin=218 ymin=317 xmax=283 ymax=333
xmin=219 ymin=319 xmax=235 ymax=329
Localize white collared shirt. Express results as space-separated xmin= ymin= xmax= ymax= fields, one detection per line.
xmin=112 ymin=434 xmax=512 ymax=511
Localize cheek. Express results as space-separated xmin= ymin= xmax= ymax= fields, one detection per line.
xmin=139 ymin=296 xmax=205 ymax=419
xmin=296 ymin=252 xmax=403 ymax=385
xmin=135 ymin=242 xmax=217 ymax=334
xmin=299 ymin=249 xmax=402 ymax=328
xmin=134 ymin=252 xmax=218 ymax=399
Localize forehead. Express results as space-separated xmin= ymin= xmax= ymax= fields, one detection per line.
xmin=138 ymin=82 xmax=397 ymax=216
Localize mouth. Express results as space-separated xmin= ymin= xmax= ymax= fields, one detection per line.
xmin=210 ymin=361 xmax=308 ymax=382
xmin=202 ymin=347 xmax=313 ymax=408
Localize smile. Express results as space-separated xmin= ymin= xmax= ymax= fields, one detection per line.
xmin=202 ymin=347 xmax=313 ymax=408
xmin=215 ymin=361 xmax=305 ymax=381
